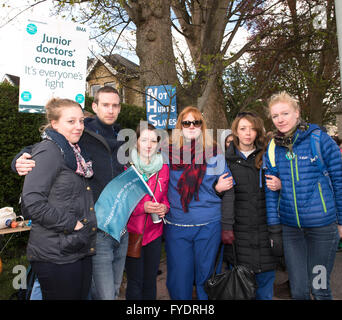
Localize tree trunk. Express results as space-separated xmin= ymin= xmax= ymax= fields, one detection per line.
xmin=198 ymin=66 xmax=228 ymax=131
xmin=171 ymin=0 xmax=230 ymax=129
xmin=127 ymin=0 xmax=178 ymax=94
xmin=307 ymin=89 xmax=324 ymax=126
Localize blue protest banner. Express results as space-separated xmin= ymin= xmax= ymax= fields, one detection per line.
xmin=95 ymin=165 xmax=154 ymax=242
xmin=145 ymin=85 xmax=177 ymax=129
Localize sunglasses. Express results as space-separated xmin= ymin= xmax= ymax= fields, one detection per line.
xmin=181 ymin=120 xmax=203 ymax=128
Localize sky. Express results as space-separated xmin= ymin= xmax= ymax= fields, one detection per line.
xmin=0 ymin=1 xmax=53 ymax=79
xmin=0 ymin=0 xmax=249 ymax=81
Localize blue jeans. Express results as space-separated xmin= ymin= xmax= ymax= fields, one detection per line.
xmin=30 ymin=277 xmax=42 ymax=300
xmin=255 ymin=270 xmax=275 ymax=300
xmin=90 ymin=230 xmax=129 ymax=300
xmin=282 ymin=223 xmax=339 ymax=300
xmin=164 ymin=221 xmax=221 ymax=300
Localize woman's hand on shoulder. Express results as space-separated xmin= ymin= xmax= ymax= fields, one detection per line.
xmin=16 ymin=153 xmax=35 ymax=176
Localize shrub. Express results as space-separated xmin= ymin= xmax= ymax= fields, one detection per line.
xmin=0 ymin=83 xmax=45 ymax=214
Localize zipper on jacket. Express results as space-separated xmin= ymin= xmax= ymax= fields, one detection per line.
xmin=318 ymin=182 xmax=327 ymax=213
xmin=295 ymin=156 xmax=299 ymax=182
xmin=290 ymin=159 xmax=301 ymax=228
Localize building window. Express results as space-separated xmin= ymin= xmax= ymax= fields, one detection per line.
xmin=104 ymin=82 xmax=116 ymax=88
xmin=90 ymin=85 xmax=101 ymax=97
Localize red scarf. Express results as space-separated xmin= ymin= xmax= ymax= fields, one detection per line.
xmin=169 ymin=140 xmax=216 ymax=212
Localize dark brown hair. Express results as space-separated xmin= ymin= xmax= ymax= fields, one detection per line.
xmin=93 ymin=86 xmax=120 ymax=104
xmin=136 ymin=122 xmax=160 ymax=142
xmin=231 ymin=111 xmax=266 ymax=169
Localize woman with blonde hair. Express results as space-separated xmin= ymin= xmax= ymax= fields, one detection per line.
xmin=21 ymin=98 xmax=96 ymax=300
xmin=264 ymin=91 xmax=342 ymax=299
xmin=164 ymin=106 xmax=234 ymax=300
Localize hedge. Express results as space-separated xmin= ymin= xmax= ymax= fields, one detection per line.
xmin=0 ymin=82 xmax=146 ymax=214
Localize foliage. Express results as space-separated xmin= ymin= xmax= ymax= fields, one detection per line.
xmin=0 ymin=83 xmax=45 ymax=214
xmin=223 ymin=63 xmax=266 ymax=126
xmin=246 ymin=0 xmax=341 ymax=126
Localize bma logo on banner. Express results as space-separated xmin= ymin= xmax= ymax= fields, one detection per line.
xmin=145 ymin=85 xmax=177 ymax=129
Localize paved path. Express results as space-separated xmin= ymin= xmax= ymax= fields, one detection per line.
xmin=119 ymin=251 xmax=342 ymax=300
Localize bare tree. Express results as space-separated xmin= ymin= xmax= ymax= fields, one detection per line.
xmin=248 ymin=0 xmax=340 ymax=126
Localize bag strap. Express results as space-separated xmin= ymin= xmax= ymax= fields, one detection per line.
xmin=142 ymin=214 xmax=148 ymax=235
xmin=232 ymin=242 xmax=238 ymax=265
xmin=209 ymin=241 xmax=239 ymax=281
xmin=210 ymin=243 xmax=224 ymax=280
xmin=267 ymin=138 xmax=277 ymax=169
xmin=311 ymin=129 xmax=333 ymax=190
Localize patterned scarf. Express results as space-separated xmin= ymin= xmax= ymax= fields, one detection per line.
xmin=169 ymin=139 xmax=217 ymax=213
xmin=69 ymin=143 xmax=94 ymax=178
xmin=273 ymin=121 xmax=308 ymax=154
xmin=42 ymin=129 xmax=93 ymax=178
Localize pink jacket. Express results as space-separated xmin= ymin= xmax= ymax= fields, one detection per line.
xmin=127 ymin=164 xmax=170 ymax=246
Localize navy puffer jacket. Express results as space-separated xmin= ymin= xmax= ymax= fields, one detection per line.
xmin=265 ymin=124 xmax=342 ymax=228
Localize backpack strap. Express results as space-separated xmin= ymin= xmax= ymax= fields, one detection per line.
xmin=311 ymin=129 xmax=333 ymax=189
xmin=267 ymin=138 xmax=277 ymax=169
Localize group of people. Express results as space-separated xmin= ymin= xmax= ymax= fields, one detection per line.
xmin=12 ymin=87 xmax=342 ymax=300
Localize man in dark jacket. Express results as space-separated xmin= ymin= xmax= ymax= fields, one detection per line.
xmin=13 ymin=86 xmax=127 ymax=300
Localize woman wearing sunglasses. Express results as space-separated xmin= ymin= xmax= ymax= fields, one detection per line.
xmin=221 ymin=111 xmax=282 ymax=300
xmin=164 ymin=106 xmax=234 ymax=300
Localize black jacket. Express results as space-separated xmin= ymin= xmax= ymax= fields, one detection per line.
xmin=79 ymin=117 xmax=125 ymax=203
xmin=22 ymin=140 xmax=97 ymax=264
xmin=222 ymin=143 xmax=278 ymax=273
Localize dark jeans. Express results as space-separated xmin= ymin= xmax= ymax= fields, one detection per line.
xmin=282 ymin=223 xmax=339 ymax=300
xmin=31 ymin=256 xmax=92 ymax=300
xmin=125 ymin=236 xmax=162 ymax=300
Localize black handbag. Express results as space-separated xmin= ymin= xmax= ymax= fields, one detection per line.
xmin=204 ymin=243 xmax=257 ymax=300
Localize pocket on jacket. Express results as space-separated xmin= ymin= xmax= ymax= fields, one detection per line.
xmin=59 ymin=222 xmax=90 ymax=255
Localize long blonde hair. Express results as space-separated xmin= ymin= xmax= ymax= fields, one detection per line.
xmin=171 ymin=106 xmax=215 ymax=151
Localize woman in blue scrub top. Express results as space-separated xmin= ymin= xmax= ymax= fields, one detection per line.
xmin=164 ymin=106 xmax=234 ymax=300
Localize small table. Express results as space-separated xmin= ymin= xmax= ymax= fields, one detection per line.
xmin=0 ymin=221 xmax=31 ymax=235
